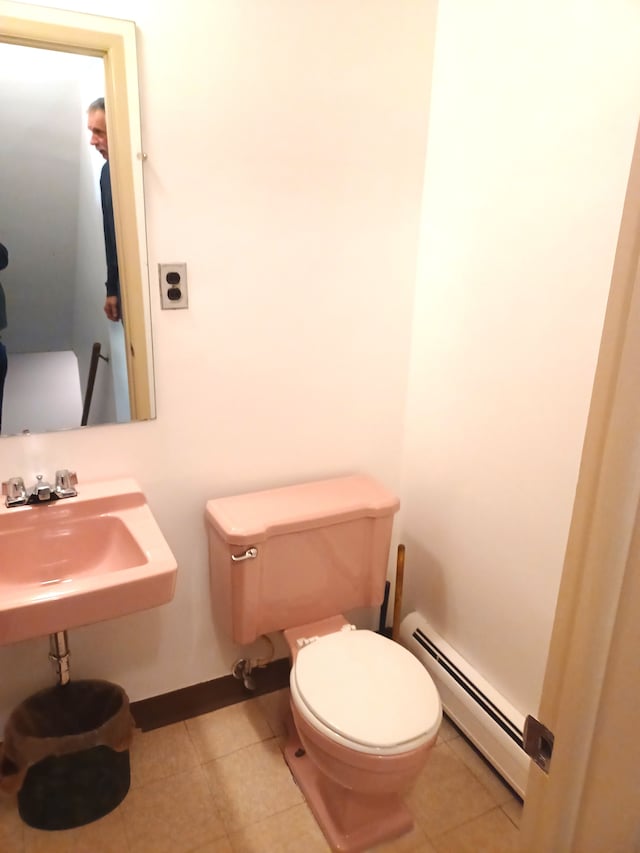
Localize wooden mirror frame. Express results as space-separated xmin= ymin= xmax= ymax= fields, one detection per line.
xmin=1 ymin=1 xmax=155 ymax=421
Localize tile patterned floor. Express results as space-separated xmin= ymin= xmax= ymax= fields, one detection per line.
xmin=0 ymin=690 xmax=522 ymax=852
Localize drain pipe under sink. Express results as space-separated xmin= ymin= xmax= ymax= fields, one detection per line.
xmin=49 ymin=631 xmax=71 ymax=685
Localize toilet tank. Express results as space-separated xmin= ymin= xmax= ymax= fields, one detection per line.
xmin=205 ymin=475 xmax=400 ymax=644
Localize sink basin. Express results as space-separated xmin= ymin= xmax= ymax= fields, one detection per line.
xmin=0 ymin=478 xmax=177 ymax=646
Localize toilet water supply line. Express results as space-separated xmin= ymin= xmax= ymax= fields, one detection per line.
xmin=232 ymin=634 xmax=275 ymax=690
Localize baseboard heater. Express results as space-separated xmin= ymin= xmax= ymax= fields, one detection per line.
xmin=399 ymin=611 xmax=530 ymax=798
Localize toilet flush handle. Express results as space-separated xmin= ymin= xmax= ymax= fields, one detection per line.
xmin=231 ymin=547 xmax=258 ymax=562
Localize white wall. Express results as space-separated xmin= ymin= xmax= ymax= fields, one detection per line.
xmin=401 ymin=1 xmax=640 ymax=716
xmin=5 ymin=0 xmax=634 ymax=736
xmin=0 ymin=47 xmax=79 ymax=353
xmin=0 ymin=0 xmax=437 ymax=727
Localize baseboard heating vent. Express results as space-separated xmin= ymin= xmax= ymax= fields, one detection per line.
xmin=399 ymin=610 xmax=530 ymax=797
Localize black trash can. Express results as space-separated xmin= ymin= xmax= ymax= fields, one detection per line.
xmin=2 ymin=680 xmax=133 ymax=831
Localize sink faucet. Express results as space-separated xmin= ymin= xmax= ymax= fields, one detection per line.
xmin=54 ymin=469 xmax=79 ymax=499
xmin=30 ymin=474 xmax=52 ymax=503
xmin=2 ymin=477 xmax=27 ymax=507
xmin=1 ymin=470 xmax=78 ymax=507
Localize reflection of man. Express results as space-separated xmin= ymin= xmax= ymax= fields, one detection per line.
xmin=0 ymin=242 xmax=8 ymax=432
xmin=87 ymin=98 xmax=120 ymax=322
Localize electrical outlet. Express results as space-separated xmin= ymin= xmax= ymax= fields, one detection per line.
xmin=159 ymin=263 xmax=188 ymax=309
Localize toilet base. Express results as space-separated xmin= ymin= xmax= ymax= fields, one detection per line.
xmin=284 ymin=720 xmax=413 ymax=852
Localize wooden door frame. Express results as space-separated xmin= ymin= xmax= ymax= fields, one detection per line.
xmin=521 ymin=118 xmax=640 ymax=851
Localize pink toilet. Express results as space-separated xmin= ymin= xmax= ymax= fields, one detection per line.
xmin=206 ymin=474 xmax=441 ymax=852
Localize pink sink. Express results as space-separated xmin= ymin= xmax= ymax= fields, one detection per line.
xmin=0 ymin=478 xmax=177 ymax=646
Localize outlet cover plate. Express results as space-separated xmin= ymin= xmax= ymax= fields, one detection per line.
xmin=159 ymin=263 xmax=188 ymax=309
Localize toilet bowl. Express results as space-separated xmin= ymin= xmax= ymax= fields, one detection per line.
xmin=283 ymin=620 xmax=441 ymax=852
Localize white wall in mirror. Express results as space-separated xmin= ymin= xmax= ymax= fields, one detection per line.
xmin=0 ymin=42 xmax=128 ymax=433
xmin=3 ymin=351 xmax=82 ymax=434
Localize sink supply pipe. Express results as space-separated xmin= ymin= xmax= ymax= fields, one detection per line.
xmin=392 ymin=544 xmax=405 ymax=642
xmin=49 ymin=631 xmax=71 ymax=685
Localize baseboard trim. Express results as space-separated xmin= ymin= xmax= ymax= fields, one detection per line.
xmin=130 ymin=657 xmax=290 ymax=732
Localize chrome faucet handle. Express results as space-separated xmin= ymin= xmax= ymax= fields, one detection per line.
xmin=55 ymin=469 xmax=78 ymax=498
xmin=2 ymin=476 xmax=27 ymax=507
xmin=33 ymin=474 xmax=51 ymax=502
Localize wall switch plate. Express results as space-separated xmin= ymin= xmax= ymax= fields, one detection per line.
xmin=159 ymin=263 xmax=188 ymax=309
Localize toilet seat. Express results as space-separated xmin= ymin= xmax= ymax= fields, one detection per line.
xmin=290 ymin=629 xmax=441 ymax=755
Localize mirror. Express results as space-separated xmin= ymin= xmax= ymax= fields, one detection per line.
xmin=0 ymin=2 xmax=155 ymax=436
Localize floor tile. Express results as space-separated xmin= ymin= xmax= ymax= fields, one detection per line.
xmin=120 ymin=765 xmax=227 ymax=853
xmin=0 ymin=793 xmax=24 ymax=853
xmin=372 ymin=820 xmax=438 ymax=852
xmin=501 ymin=796 xmax=523 ymax=829
xmin=2 ymin=697 xmax=521 ymax=853
xmin=228 ymin=802 xmax=329 ymax=852
xmin=186 ymin=698 xmax=273 ymax=762
xmin=128 ymin=721 xmax=199 ymax=789
xmin=256 ymin=688 xmax=291 ymax=740
xmin=436 ymin=715 xmax=460 ymax=745
xmin=404 ymin=742 xmax=496 ymax=838
xmin=190 ymin=839 xmax=234 ymax=853
xmin=23 ymin=808 xmax=128 ymax=853
xmin=431 ymin=806 xmax=520 ymax=853
xmin=204 ymin=738 xmax=304 ymax=833
xmin=446 ymin=735 xmax=518 ymax=806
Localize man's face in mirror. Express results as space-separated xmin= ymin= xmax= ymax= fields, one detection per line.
xmin=87 ymin=109 xmax=108 ymax=159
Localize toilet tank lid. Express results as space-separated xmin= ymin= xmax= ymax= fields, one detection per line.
xmin=205 ymin=475 xmax=399 ymax=545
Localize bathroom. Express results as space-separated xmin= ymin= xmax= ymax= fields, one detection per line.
xmin=0 ymin=0 xmax=639 ymax=850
